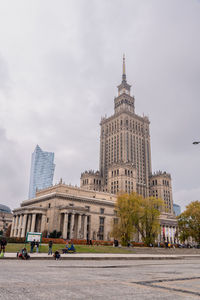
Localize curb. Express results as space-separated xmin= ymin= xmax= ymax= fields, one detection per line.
xmin=1 ymin=255 xmax=200 ymax=260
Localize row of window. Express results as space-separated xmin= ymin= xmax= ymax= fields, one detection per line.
xmin=82 ymin=179 xmax=89 ymax=185
xmin=82 ymin=179 xmax=101 ymax=186
xmin=163 ymin=180 xmax=169 ymax=186
xmin=102 ymin=119 xmax=149 ymax=136
xmin=152 ymin=179 xmax=170 ymax=187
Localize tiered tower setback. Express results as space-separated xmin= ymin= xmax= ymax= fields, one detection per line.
xmin=80 ymin=56 xmax=173 ymax=211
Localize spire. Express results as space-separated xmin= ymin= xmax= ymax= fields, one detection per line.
xmin=122 ymin=54 xmax=126 ymax=82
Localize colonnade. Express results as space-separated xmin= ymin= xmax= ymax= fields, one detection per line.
xmin=61 ymin=212 xmax=89 ymax=240
xmin=10 ymin=213 xmax=46 ymax=238
xmin=160 ymin=225 xmax=177 ymax=243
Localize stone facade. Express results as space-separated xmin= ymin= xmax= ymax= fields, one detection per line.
xmin=150 ymin=171 xmax=173 ymax=214
xmin=11 ymin=184 xmax=116 ymax=241
xmin=0 ymin=211 xmax=13 ymax=234
xmin=11 ymin=183 xmax=177 ymax=243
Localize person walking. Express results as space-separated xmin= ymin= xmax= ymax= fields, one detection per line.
xmin=48 ymin=240 xmax=53 ymax=255
xmin=30 ymin=240 xmax=35 ymax=253
xmin=0 ymin=238 xmax=7 ymax=254
xmin=36 ymin=241 xmax=39 ymax=253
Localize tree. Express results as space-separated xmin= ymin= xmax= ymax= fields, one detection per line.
xmin=5 ymin=224 xmax=11 ymax=237
xmin=112 ymin=192 xmax=164 ymax=246
xmin=178 ymin=201 xmax=200 ymax=244
xmin=134 ymin=196 xmax=164 ymax=246
xmin=112 ymin=193 xmax=138 ymax=246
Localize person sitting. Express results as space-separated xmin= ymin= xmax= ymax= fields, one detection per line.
xmin=68 ymin=243 xmax=76 ymax=253
xmin=18 ymin=248 xmax=30 ymax=260
xmin=54 ymin=250 xmax=61 ymax=260
xmin=62 ymin=241 xmax=69 ymax=254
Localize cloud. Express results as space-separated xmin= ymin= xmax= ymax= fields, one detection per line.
xmin=0 ymin=128 xmax=28 ymax=208
xmin=0 ymin=0 xmax=200 ymax=211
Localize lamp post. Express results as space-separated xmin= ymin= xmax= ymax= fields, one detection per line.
xmin=193 ymin=141 xmax=200 ymax=145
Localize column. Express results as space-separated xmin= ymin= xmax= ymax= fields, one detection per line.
xmin=88 ymin=215 xmax=91 ymax=240
xmin=62 ymin=213 xmax=68 ymax=239
xmin=30 ymin=213 xmax=36 ymax=232
xmin=10 ymin=216 xmax=15 ymax=237
xmin=17 ymin=215 xmax=22 ymax=237
xmin=27 ymin=214 xmax=32 ymax=233
xmin=69 ymin=213 xmax=75 ymax=239
xmin=41 ymin=214 xmax=46 ymax=233
xmin=13 ymin=215 xmax=18 ymax=237
xmin=21 ymin=214 xmax=28 ymax=237
xmin=76 ymin=214 xmax=82 ymax=239
xmin=103 ymin=217 xmax=106 ymax=241
xmin=163 ymin=225 xmax=165 ymax=242
xmin=83 ymin=215 xmax=88 ymax=240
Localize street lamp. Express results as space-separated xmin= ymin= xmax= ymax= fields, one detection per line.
xmin=193 ymin=141 xmax=200 ymax=145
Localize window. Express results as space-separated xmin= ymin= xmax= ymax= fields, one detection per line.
xmin=114 ymin=218 xmax=118 ymax=225
xmin=48 ymin=203 xmax=51 ymax=208
xmin=100 ymin=208 xmax=104 ymax=214
xmin=99 ymin=217 xmax=105 ymax=240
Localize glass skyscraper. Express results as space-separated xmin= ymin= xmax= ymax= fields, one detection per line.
xmin=28 ymin=145 xmax=55 ymax=199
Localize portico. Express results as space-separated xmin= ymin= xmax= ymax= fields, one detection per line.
xmin=11 ymin=207 xmax=47 ymax=238
xmin=60 ymin=206 xmax=90 ymax=240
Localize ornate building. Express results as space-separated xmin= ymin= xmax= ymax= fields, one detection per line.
xmin=11 ymin=57 xmax=177 ymax=242
xmin=11 ymin=183 xmax=117 ymax=241
xmin=81 ymin=56 xmax=173 ymax=214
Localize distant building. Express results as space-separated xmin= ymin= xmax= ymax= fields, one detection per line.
xmin=28 ymin=145 xmax=55 ymax=199
xmin=0 ymin=204 xmax=13 ymax=234
xmin=173 ymin=203 xmax=181 ymax=216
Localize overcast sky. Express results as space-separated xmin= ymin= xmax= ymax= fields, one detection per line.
xmin=0 ymin=0 xmax=200 ymax=211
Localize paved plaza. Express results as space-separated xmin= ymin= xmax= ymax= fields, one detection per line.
xmin=1 ymin=258 xmax=200 ymax=299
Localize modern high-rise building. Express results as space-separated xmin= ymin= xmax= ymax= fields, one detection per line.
xmin=173 ymin=203 xmax=181 ymax=216
xmin=28 ymin=145 xmax=55 ymax=199
xmin=81 ymin=56 xmax=174 ymax=213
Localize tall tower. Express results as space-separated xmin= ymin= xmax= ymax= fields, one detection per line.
xmin=99 ymin=55 xmax=152 ymax=197
xmin=28 ymin=145 xmax=55 ymax=199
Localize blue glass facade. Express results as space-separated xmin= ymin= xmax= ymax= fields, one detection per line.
xmin=173 ymin=203 xmax=181 ymax=216
xmin=28 ymin=145 xmax=55 ymax=199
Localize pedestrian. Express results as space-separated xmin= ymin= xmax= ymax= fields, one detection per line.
xmin=36 ymin=241 xmax=39 ymax=253
xmin=0 ymin=238 xmax=7 ymax=253
xmin=30 ymin=240 xmax=35 ymax=253
xmin=48 ymin=240 xmax=53 ymax=255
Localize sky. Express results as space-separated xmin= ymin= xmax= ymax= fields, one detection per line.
xmin=0 ymin=0 xmax=200 ymax=211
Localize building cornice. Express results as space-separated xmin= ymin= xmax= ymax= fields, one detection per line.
xmin=19 ymin=192 xmax=116 ymax=208
xmin=100 ymin=111 xmax=150 ymax=125
xmin=13 ymin=206 xmax=47 ymax=215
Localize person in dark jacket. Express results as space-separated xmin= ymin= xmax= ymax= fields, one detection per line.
xmin=30 ymin=240 xmax=35 ymax=253
xmin=54 ymin=250 xmax=60 ymax=260
xmin=0 ymin=238 xmax=7 ymax=253
xmin=48 ymin=240 xmax=53 ymax=255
